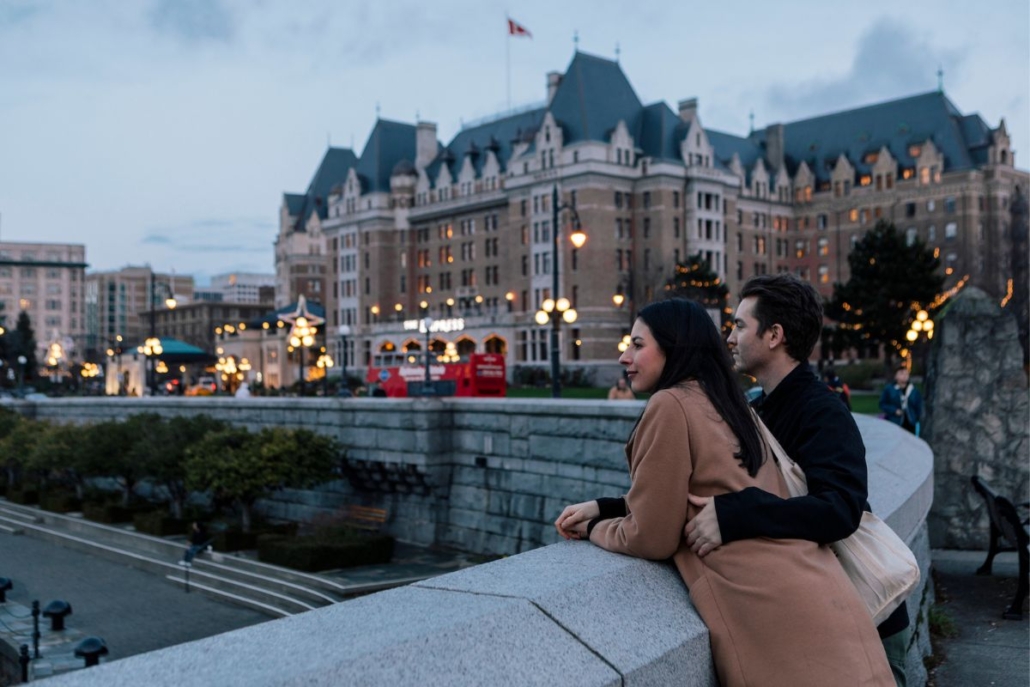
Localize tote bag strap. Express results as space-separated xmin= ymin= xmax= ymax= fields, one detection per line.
xmin=750 ymin=408 xmax=808 ymax=496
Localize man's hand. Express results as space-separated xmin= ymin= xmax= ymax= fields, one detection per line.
xmin=555 ymin=500 xmax=599 ymax=540
xmin=684 ymin=493 xmax=722 ymax=557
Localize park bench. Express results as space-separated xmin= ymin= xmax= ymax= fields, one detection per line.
xmin=969 ymin=475 xmax=1029 ymax=620
xmin=344 ymin=505 xmax=388 ymax=533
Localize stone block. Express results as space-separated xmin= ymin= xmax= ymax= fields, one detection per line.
xmin=42 ymin=586 xmax=621 ymax=687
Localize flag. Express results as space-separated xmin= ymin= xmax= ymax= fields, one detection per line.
xmin=507 ymin=18 xmax=532 ymax=38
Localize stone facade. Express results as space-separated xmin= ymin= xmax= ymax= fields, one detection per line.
xmin=924 ymin=287 xmax=1030 ymax=548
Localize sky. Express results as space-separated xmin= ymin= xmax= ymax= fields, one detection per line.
xmin=1 ymin=0 xmax=1027 ymax=286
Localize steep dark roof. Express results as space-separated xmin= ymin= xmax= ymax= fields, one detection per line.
xmin=549 ymin=51 xmax=643 ymax=144
xmin=356 ymin=119 xmax=418 ymax=193
xmin=290 ymin=147 xmax=357 ymax=230
xmin=427 ymin=107 xmax=545 ymax=180
xmin=283 ymin=193 xmax=306 ymax=216
xmin=635 ymin=102 xmax=683 ymax=162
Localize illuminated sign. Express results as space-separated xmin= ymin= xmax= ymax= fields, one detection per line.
xmin=403 ymin=318 xmax=465 ymax=334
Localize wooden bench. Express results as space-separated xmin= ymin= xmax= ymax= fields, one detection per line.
xmin=970 ymin=476 xmax=1029 ymax=619
xmin=344 ymin=505 xmax=388 ymax=533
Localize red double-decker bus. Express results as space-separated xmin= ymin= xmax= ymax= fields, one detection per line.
xmin=366 ymin=353 xmax=506 ymax=398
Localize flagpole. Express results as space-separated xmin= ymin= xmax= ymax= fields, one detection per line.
xmin=506 ymin=16 xmax=512 ymax=112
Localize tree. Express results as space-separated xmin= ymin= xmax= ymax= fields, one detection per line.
xmin=663 ymin=253 xmax=732 ymax=335
xmin=826 ymin=220 xmax=943 ymax=362
xmin=78 ymin=419 xmax=143 ymax=505
xmin=7 ymin=311 xmax=39 ymax=383
xmin=185 ymin=427 xmax=338 ymax=533
xmin=131 ymin=414 xmax=227 ymax=519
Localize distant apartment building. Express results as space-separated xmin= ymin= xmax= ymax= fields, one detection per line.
xmin=85 ymin=266 xmax=195 ymax=355
xmin=279 ymin=51 xmax=1027 ymax=375
xmin=0 ymin=241 xmax=87 ymax=363
xmin=207 ymin=272 xmax=276 ymax=305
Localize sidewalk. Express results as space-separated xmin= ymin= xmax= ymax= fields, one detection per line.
xmin=928 ymin=549 xmax=1028 ymax=687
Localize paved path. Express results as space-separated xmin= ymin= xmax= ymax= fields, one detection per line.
xmin=929 ymin=549 xmax=1028 ymax=687
xmin=0 ymin=533 xmax=270 ymax=661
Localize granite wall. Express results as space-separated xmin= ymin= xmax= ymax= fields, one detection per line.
xmin=18 ymin=396 xmax=935 ymax=685
xmin=923 ymin=287 xmax=1030 ymax=549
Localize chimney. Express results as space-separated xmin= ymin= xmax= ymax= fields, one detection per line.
xmin=678 ymin=98 xmax=698 ymax=123
xmin=765 ymin=123 xmax=785 ymax=170
xmin=416 ymin=121 xmax=438 ymax=171
xmin=547 ymin=72 xmax=562 ymax=103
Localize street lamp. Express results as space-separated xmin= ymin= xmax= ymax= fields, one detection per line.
xmin=316 ymin=350 xmax=334 ymax=396
xmin=337 ymin=324 xmax=351 ymax=389
xmin=421 ymin=315 xmax=433 ymax=396
xmin=282 ymin=295 xmax=323 ymax=397
xmin=16 ymin=355 xmax=26 ymax=395
xmin=146 ymin=269 xmax=176 ymax=396
xmin=903 ymin=309 xmax=935 ymax=373
xmin=535 ymin=185 xmax=587 ymax=398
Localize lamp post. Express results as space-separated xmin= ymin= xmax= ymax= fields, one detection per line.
xmin=535 ymin=184 xmax=587 ymax=398
xmin=282 ymin=295 xmax=323 ymax=397
xmin=421 ymin=315 xmax=434 ymax=396
xmin=316 ymin=350 xmax=334 ymax=396
xmin=337 ymin=324 xmax=351 ymax=388
xmin=145 ymin=270 xmax=176 ymax=396
xmin=904 ymin=308 xmax=935 ymax=375
xmin=16 ymin=355 xmax=25 ymax=395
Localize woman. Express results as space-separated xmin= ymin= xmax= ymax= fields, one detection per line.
xmin=555 ymin=299 xmax=892 ymax=687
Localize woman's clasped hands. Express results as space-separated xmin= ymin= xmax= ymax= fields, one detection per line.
xmin=554 ymin=500 xmax=599 ymax=540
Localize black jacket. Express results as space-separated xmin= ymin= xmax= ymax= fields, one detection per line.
xmin=714 ymin=363 xmax=907 ymax=637
xmin=714 ymin=364 xmax=867 ymax=544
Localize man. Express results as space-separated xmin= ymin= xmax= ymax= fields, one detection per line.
xmin=684 ymin=274 xmax=910 ymax=686
xmin=607 ymin=376 xmax=635 ymax=400
xmin=879 ymin=365 xmax=923 ymax=436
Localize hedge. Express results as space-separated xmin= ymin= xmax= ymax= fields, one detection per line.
xmin=257 ymin=531 xmax=395 ymax=572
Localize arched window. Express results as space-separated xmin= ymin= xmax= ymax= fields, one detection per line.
xmin=484 ymin=335 xmax=507 ymax=355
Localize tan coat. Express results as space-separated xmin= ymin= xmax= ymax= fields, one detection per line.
xmin=590 ymin=382 xmax=893 ymax=687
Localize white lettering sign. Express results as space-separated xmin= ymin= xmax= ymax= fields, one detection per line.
xmin=402 ymin=318 xmax=465 ymax=334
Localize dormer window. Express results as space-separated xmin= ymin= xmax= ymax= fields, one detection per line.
xmin=545 ymin=127 xmax=551 ymax=143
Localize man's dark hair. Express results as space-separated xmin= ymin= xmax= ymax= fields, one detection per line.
xmin=739 ymin=274 xmax=823 ymax=362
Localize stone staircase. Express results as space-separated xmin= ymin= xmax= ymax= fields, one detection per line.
xmin=0 ymin=499 xmax=416 ymax=618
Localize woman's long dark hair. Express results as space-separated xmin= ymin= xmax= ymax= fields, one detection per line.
xmin=636 ymin=298 xmax=764 ymax=476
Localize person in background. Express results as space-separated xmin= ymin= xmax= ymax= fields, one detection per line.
xmin=557 ymin=298 xmax=893 ymax=687
xmin=607 ymin=376 xmax=635 ymax=400
xmin=180 ymin=521 xmax=211 ymax=566
xmin=235 ymin=381 xmax=251 ymax=398
xmin=822 ymin=366 xmax=851 ymax=409
xmin=879 ymin=365 xmax=923 ymax=436
xmin=683 ymin=274 xmax=911 ymax=686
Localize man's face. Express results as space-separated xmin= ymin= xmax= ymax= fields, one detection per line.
xmin=894 ymin=368 xmax=910 ymax=386
xmin=616 ymin=378 xmax=627 ymax=390
xmin=726 ymin=296 xmax=773 ymax=376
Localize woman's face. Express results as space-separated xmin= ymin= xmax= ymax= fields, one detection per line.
xmin=618 ymin=318 xmax=666 ymax=393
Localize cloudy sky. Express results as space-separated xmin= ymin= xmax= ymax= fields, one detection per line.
xmin=1 ymin=0 xmax=1026 ymax=285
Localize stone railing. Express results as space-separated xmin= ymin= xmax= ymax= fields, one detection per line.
xmin=20 ymin=398 xmax=933 ymax=686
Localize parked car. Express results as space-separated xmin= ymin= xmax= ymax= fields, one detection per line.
xmin=186 ymin=376 xmax=218 ymax=396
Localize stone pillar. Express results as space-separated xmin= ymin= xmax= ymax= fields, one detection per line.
xmin=923 ymin=287 xmax=1030 ymax=548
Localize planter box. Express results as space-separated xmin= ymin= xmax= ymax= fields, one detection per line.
xmin=6 ymin=488 xmax=39 ymax=505
xmin=212 ymin=522 xmax=298 ymax=552
xmin=40 ymin=493 xmax=82 ymax=513
xmin=82 ymin=502 xmax=155 ymax=524
xmin=133 ymin=512 xmax=190 ymax=537
xmin=257 ymin=532 xmax=395 ymax=572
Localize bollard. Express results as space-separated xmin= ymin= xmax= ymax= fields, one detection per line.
xmin=0 ymin=577 xmax=12 ymax=603
xmin=42 ymin=600 xmax=72 ymax=631
xmin=73 ymin=637 xmax=108 ymax=668
xmin=18 ymin=644 xmax=29 ymax=683
xmin=31 ymin=601 xmax=40 ymax=658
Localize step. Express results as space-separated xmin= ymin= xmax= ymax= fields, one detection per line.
xmin=0 ymin=516 xmax=316 ymax=617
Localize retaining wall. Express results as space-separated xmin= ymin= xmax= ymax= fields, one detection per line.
xmin=19 ymin=397 xmax=934 ymax=686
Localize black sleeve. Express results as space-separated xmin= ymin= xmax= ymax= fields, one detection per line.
xmin=587 ymin=497 xmax=628 ymax=536
xmin=714 ymin=399 xmax=867 ymax=544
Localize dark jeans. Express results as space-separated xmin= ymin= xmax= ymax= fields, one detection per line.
xmin=881 ymin=627 xmax=909 ymax=687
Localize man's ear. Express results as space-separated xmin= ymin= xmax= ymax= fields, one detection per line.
xmin=766 ymin=323 xmax=786 ymax=350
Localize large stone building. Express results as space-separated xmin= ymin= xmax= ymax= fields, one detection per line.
xmin=279 ymin=51 xmax=1027 ymax=379
xmin=85 ymin=266 xmax=195 ymax=355
xmin=0 ymin=241 xmax=88 ymax=364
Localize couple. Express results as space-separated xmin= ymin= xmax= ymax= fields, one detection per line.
xmin=556 ymin=275 xmax=908 ymax=687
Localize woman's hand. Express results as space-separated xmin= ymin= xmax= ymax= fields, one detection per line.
xmin=555 ymin=500 xmax=599 ymax=540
